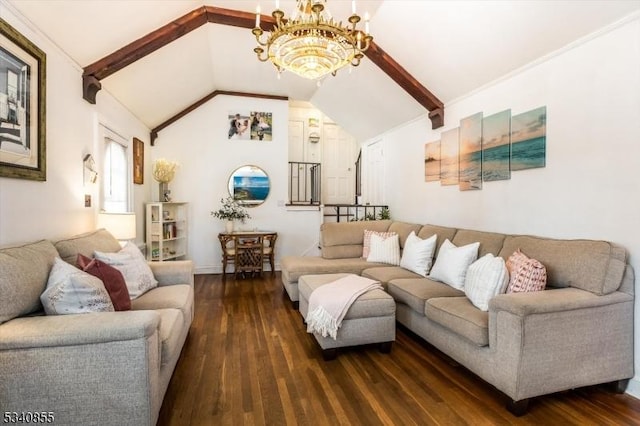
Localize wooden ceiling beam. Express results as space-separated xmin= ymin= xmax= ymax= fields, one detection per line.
xmin=82 ymin=7 xmax=210 ymax=103
xmin=365 ymin=42 xmax=444 ymax=129
xmin=82 ymin=6 xmax=444 ymax=129
xmin=150 ymin=90 xmax=288 ymax=145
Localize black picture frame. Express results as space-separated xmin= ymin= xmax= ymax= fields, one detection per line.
xmin=0 ymin=18 xmax=46 ymax=181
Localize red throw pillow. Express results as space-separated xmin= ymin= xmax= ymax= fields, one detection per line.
xmin=77 ymin=254 xmax=131 ymax=311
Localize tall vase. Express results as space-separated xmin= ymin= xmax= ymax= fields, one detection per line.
xmin=225 ymin=220 xmax=234 ymax=233
xmin=158 ymin=182 xmax=171 ymax=202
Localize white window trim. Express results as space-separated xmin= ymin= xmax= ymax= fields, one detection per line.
xmin=98 ymin=123 xmax=132 ymax=212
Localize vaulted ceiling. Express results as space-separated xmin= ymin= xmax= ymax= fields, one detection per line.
xmin=7 ymin=0 xmax=640 ymax=142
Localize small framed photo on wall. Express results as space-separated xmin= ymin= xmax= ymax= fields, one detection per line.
xmin=133 ymin=137 xmax=144 ymax=184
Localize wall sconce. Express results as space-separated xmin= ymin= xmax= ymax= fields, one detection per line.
xmin=308 ymin=132 xmax=320 ymax=144
xmin=83 ymin=154 xmax=98 ymax=184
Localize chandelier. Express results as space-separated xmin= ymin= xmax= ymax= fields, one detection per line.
xmin=252 ymin=0 xmax=373 ymax=80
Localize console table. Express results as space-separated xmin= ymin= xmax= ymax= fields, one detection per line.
xmin=218 ymin=231 xmax=277 ymax=278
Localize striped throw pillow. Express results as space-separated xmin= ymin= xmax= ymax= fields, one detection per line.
xmin=506 ymin=249 xmax=547 ymax=293
xmin=367 ymin=233 xmax=401 ymax=265
xmin=464 ymin=254 xmax=509 ymax=311
xmin=362 ymin=230 xmax=397 ymax=258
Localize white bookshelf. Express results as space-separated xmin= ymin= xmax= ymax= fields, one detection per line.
xmin=145 ymin=202 xmax=188 ymax=261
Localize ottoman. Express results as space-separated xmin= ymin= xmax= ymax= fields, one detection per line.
xmin=299 ymin=273 xmax=396 ymax=360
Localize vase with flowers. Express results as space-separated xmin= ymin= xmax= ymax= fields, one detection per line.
xmin=211 ymin=196 xmax=251 ymax=233
xmin=152 ymin=158 xmax=179 ymax=201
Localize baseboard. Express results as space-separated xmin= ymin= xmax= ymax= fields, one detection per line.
xmin=626 ymin=376 xmax=640 ymax=399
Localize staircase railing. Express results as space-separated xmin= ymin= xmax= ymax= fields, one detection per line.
xmin=288 ymin=162 xmax=321 ymax=205
xmin=323 ymin=204 xmax=389 ymax=222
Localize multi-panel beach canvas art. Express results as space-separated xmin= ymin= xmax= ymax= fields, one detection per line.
xmin=424 ymin=141 xmax=441 ymax=182
xmin=511 ymin=106 xmax=546 ymax=171
xmin=440 ymin=128 xmax=459 ymax=186
xmin=424 ymin=106 xmax=546 ymax=190
xmin=459 ymin=112 xmax=483 ymax=191
xmin=482 ymin=109 xmax=511 ymax=181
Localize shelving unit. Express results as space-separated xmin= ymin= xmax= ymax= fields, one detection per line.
xmin=145 ymin=202 xmax=188 ymax=261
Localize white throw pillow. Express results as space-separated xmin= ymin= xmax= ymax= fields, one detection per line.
xmin=94 ymin=242 xmax=158 ymax=300
xmin=464 ymin=254 xmax=510 ymax=311
xmin=428 ymin=239 xmax=480 ymax=290
xmin=366 ymin=233 xmax=401 ymax=265
xmin=400 ymin=232 xmax=437 ymax=276
xmin=40 ymin=257 xmax=114 ymax=315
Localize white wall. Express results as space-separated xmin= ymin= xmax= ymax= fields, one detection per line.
xmin=0 ymin=2 xmax=153 ymax=246
xmin=150 ymin=95 xmax=320 ymax=274
xmin=370 ymin=16 xmax=640 ymax=396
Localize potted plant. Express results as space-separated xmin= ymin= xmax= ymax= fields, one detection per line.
xmin=211 ymin=196 xmax=251 ymax=233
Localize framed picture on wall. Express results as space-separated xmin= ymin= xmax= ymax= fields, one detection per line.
xmin=227 ymin=111 xmax=251 ymax=140
xmin=249 ymin=111 xmax=272 ymax=141
xmin=0 ymin=18 xmax=46 ymax=181
xmin=133 ymin=137 xmax=143 ymax=184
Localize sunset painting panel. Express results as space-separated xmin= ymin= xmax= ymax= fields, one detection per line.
xmin=424 ymin=140 xmax=441 ymax=182
xmin=511 ymin=106 xmax=546 ymax=171
xmin=440 ymin=128 xmax=459 ymax=186
xmin=459 ymin=112 xmax=483 ymax=191
xmin=482 ymin=109 xmax=511 ymax=181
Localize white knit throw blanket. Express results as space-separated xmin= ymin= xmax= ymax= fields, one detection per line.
xmin=306 ymin=275 xmax=383 ymax=340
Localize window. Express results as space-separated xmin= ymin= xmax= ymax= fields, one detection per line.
xmin=101 ymin=126 xmax=130 ymax=212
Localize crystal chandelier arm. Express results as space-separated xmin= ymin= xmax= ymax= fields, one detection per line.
xmin=254 ymin=47 xmax=269 ymax=62
xmin=252 ymin=27 xmax=268 ymax=47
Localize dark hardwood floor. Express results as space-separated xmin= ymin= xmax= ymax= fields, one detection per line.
xmin=158 ymin=273 xmax=640 ymax=425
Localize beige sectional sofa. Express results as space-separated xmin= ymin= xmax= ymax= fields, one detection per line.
xmin=280 ymin=220 xmax=635 ymax=414
xmin=0 ymin=229 xmax=194 ymax=426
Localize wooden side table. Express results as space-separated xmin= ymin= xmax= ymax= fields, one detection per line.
xmin=218 ymin=231 xmax=277 ymax=278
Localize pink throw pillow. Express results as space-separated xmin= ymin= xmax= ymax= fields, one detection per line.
xmin=77 ymin=254 xmax=132 ymax=311
xmin=505 ymin=249 xmax=547 ymax=293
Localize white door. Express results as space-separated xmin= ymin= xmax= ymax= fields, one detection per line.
xmin=364 ymin=139 xmax=384 ymax=205
xmin=288 ymin=120 xmax=304 ymax=162
xmin=323 ymin=123 xmax=355 ymax=204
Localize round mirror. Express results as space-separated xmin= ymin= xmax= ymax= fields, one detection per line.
xmin=228 ymin=165 xmax=270 ymax=207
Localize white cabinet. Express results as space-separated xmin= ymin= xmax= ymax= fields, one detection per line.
xmin=145 ymin=202 xmax=188 ymax=261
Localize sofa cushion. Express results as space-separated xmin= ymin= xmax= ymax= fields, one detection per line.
xmin=95 ymin=242 xmax=158 ymax=300
xmin=156 ymin=308 xmax=185 ymax=366
xmin=280 ymin=256 xmax=388 ymax=284
xmin=0 ymin=240 xmax=59 ymax=324
xmin=367 ymin=233 xmax=400 ymax=265
xmin=452 ymin=228 xmax=506 ymax=257
xmin=362 ymin=266 xmax=422 ymax=286
xmin=298 ymin=274 xmax=395 ymax=320
xmin=499 ymin=235 xmax=625 ymax=295
xmin=320 ymin=220 xmax=391 ymax=259
xmin=417 ymin=224 xmax=458 ymax=257
xmin=400 ymin=232 xmax=437 ymax=276
xmin=426 ymin=297 xmax=489 ymax=346
xmin=428 ymin=239 xmax=479 ymax=290
xmin=77 ymin=254 xmax=131 ymax=311
xmin=131 ymin=284 xmax=193 ymax=323
xmin=464 ymin=254 xmax=509 ymax=311
xmin=40 ymin=257 xmax=115 ymax=315
xmin=54 ymin=229 xmax=122 ymax=265
xmin=387 ymin=278 xmax=464 ymax=314
xmin=388 ymin=221 xmax=422 ymax=249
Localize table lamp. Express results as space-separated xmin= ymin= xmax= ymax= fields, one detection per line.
xmin=97 ymin=212 xmax=136 ymax=243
